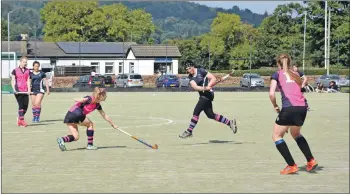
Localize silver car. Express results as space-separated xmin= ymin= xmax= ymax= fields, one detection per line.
xmin=316 ymin=74 xmax=342 ymax=88
xmin=115 ymin=73 xmax=144 ymax=88
xmin=179 ymin=75 xmax=190 ymax=87
xmin=338 ymin=75 xmax=350 ymax=87
xmin=240 ymin=73 xmax=265 ymax=87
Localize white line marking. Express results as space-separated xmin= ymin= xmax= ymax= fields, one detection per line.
xmin=2 ymin=115 xmax=174 ymax=134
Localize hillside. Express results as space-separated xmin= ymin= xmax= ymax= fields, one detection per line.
xmin=1 ymin=1 xmax=267 ymax=42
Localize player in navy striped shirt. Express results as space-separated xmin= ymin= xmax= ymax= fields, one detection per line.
xmin=29 ymin=61 xmax=50 ymax=122
xmin=179 ymin=61 xmax=238 ymax=139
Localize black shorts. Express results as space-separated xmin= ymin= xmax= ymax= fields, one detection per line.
xmin=31 ymin=88 xmax=45 ymax=95
xmin=275 ymin=106 xmax=307 ymax=126
xmin=199 ymin=92 xmax=214 ymax=101
xmin=63 ymin=111 xmax=86 ymax=124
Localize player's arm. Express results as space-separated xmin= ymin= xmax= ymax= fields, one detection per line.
xmin=301 ymin=75 xmax=308 ymax=87
xmin=269 ymin=80 xmax=280 ymax=113
xmin=43 ymin=74 xmax=50 ymax=95
xmin=98 ymin=109 xmax=118 ymax=128
xmin=189 ymin=80 xmax=207 ymax=91
xmin=73 ymin=97 xmax=89 ymax=103
xmin=44 ymin=77 xmax=50 ymax=94
xmin=206 ymin=72 xmax=217 ymax=88
xmin=11 ymin=72 xmax=17 ymax=93
xmin=27 ymin=75 xmax=31 ymax=94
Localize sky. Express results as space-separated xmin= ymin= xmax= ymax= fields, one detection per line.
xmin=194 ymin=1 xmax=292 ymax=14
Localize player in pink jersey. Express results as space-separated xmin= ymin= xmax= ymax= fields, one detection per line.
xmin=57 ymin=87 xmax=118 ymax=151
xmin=269 ymin=54 xmax=317 ymax=175
xmin=11 ymin=56 xmax=31 ymax=127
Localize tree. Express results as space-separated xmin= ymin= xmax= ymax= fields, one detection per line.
xmin=255 ymin=3 xmax=306 ymax=67
xmin=305 ymin=1 xmax=350 ymax=66
xmin=40 ymin=1 xmax=155 ymax=42
xmin=1 ymin=19 xmax=7 ymax=40
xmin=127 ymin=9 xmax=155 ymax=43
xmin=41 ymin=1 xmax=100 ymax=41
xmin=171 ymin=38 xmax=202 ymax=73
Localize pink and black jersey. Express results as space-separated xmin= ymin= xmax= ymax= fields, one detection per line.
xmin=12 ymin=67 xmax=30 ymax=92
xmin=68 ymin=96 xmax=102 ymax=116
xmin=271 ymin=70 xmax=307 ymax=108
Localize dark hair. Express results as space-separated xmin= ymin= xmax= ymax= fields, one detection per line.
xmin=33 ymin=61 xmax=40 ymax=67
xmin=185 ymin=60 xmax=195 ymax=68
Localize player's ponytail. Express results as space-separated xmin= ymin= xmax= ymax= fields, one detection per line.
xmin=277 ymin=54 xmax=302 ymax=87
xmin=92 ymin=87 xmax=107 ymax=102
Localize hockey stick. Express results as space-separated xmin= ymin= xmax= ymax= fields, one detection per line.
xmin=210 ymin=69 xmax=235 ymax=87
xmin=2 ymin=91 xmax=33 ymax=94
xmin=115 ymin=127 xmax=158 ymax=149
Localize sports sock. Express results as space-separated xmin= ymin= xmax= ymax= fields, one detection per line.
xmin=295 ymin=135 xmax=314 ymax=162
xmin=214 ymin=114 xmax=231 ymax=126
xmin=275 ymin=139 xmax=295 ymax=166
xmin=37 ymin=106 xmax=41 ymax=118
xmin=18 ymin=109 xmax=24 ymax=120
xmin=32 ymin=106 xmax=36 ymax=117
xmin=187 ymin=115 xmax=199 ymax=133
xmin=62 ymin=135 xmax=75 ymax=142
xmin=87 ymin=129 xmax=94 ymax=145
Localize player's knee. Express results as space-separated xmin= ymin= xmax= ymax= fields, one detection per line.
xmin=73 ymin=133 xmax=79 ymax=141
xmin=272 ymin=131 xmax=283 ymax=141
xmin=290 ymin=130 xmax=301 ymax=139
xmin=272 ymin=135 xmax=281 ymax=142
xmin=89 ymin=122 xmax=94 ymax=129
xmin=207 ymin=113 xmax=215 ymax=119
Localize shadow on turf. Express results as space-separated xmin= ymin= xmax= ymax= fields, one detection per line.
xmin=40 ymin=119 xmax=64 ymax=123
xmin=182 ymin=140 xmax=256 ymax=146
xmin=66 ymin=145 xmax=127 ymax=151
xmin=298 ymin=165 xmax=324 ymax=173
xmin=28 ymin=123 xmax=53 ymax=126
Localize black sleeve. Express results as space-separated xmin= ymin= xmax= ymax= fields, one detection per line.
xmin=97 ymin=104 xmax=102 ymax=110
xmin=270 ymin=72 xmax=279 ymax=81
xmin=11 ymin=69 xmax=16 ymax=76
xmin=41 ymin=72 xmax=46 ymax=79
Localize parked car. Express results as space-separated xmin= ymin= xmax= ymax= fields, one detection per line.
xmin=179 ymin=75 xmax=190 ymax=87
xmin=73 ymin=75 xmax=105 ymax=88
xmin=239 ymin=73 xmax=265 ymax=87
xmin=338 ymin=75 xmax=350 ymax=87
xmin=156 ymin=74 xmax=180 ymax=88
xmin=102 ymin=75 xmax=114 ymax=88
xmin=115 ymin=73 xmax=144 ymax=88
xmin=73 ymin=75 xmax=89 ymax=88
xmin=316 ymin=74 xmax=342 ymax=88
xmin=89 ymin=75 xmax=105 ymax=87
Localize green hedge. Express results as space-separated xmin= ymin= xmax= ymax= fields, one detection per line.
xmin=211 ymin=68 xmax=349 ymax=76
xmin=2 ymin=78 xmax=11 ymax=85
